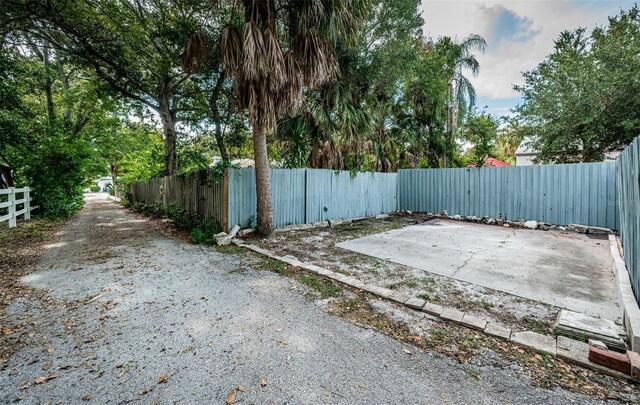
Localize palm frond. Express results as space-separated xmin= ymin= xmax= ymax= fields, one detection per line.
xmin=220 ymin=24 xmax=242 ymax=74
xmin=182 ymin=29 xmax=210 ymax=74
xmin=263 ymin=26 xmax=285 ymax=88
xmin=461 ymin=34 xmax=487 ymax=54
xmin=242 ymin=21 xmax=265 ymax=81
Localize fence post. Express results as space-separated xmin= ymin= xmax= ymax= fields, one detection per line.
xmin=223 ymin=167 xmax=229 ymax=233
xmin=8 ymin=187 xmax=15 ymax=228
xmin=24 ymin=187 xmax=31 ymax=220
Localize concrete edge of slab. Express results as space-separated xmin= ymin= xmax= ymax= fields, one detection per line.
xmin=239 ymin=243 xmax=638 ymax=382
xmin=608 ymin=235 xmax=640 ymax=353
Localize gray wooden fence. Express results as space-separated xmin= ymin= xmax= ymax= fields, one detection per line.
xmin=130 ymin=174 xmax=226 ymax=228
xmin=397 ymin=163 xmax=618 ymax=229
xmin=617 ymin=137 xmax=640 ymax=305
xmin=227 ymin=168 xmax=397 ymax=228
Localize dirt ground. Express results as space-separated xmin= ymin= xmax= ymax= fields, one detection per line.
xmin=247 ymin=213 xmax=564 ymax=335
xmin=1 ymin=196 xmax=638 ymax=403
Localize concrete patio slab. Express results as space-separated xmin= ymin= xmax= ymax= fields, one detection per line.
xmin=554 ymin=310 xmax=626 ymax=349
xmin=336 ymin=219 xmax=619 ymax=321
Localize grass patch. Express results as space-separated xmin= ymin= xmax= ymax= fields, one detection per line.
xmin=298 ymin=275 xmax=342 ymax=299
xmin=480 ymin=299 xmax=494 ymax=310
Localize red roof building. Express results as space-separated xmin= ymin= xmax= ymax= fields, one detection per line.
xmin=467 ymin=158 xmax=512 ymax=168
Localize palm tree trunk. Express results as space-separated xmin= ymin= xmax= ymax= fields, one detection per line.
xmin=253 ymin=125 xmax=275 ymax=235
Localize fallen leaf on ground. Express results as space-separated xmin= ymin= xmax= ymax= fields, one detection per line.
xmin=157 ymin=374 xmax=168 ymax=384
xmin=260 ymin=378 xmax=267 ymax=387
xmin=138 ymin=387 xmax=150 ymax=395
xmin=402 ymin=347 xmax=412 ymax=354
xmin=81 ymin=394 xmax=92 ymax=401
xmin=34 ymin=374 xmax=59 ymax=384
xmin=237 ymin=386 xmax=246 ymax=392
xmin=225 ymin=389 xmax=236 ymax=404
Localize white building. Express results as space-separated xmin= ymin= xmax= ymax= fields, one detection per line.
xmin=515 ymin=137 xmax=621 ymax=166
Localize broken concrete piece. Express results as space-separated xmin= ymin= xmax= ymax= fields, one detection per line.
xmin=280 ymin=255 xmax=304 ymax=267
xmin=238 ymin=228 xmax=254 ymax=237
xmin=628 ymin=350 xmax=640 ymax=380
xmin=523 ymin=220 xmax=538 ymax=229
xmin=422 ymin=302 xmax=444 ymax=316
xmin=588 ymin=339 xmax=608 ymax=351
xmin=440 ymin=307 xmax=465 ymax=323
xmin=388 ymin=291 xmax=411 ymax=304
xmin=557 ymin=335 xmax=590 ymax=364
xmin=568 ymin=223 xmax=588 ymax=233
xmin=484 ymin=323 xmax=512 ymax=340
xmin=460 ymin=314 xmax=488 ymax=331
xmin=404 ymin=297 xmax=426 ymax=310
xmin=216 ymin=235 xmax=231 ymax=245
xmin=228 ymin=224 xmax=240 ymax=238
xmin=554 ymin=310 xmax=626 ymax=350
xmin=341 ymin=277 xmax=365 ymax=289
xmin=588 ymin=346 xmax=631 ymax=375
xmin=511 ymin=331 xmax=557 ymax=356
xmin=588 ymin=226 xmax=613 ymax=235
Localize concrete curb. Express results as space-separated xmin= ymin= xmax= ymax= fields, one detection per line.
xmin=238 ymin=242 xmax=638 ymax=382
xmin=608 ymin=235 xmax=640 ymax=352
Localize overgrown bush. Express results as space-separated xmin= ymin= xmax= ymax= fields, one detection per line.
xmin=190 ymin=219 xmax=221 ymax=245
xmin=89 ymin=185 xmax=100 ymax=192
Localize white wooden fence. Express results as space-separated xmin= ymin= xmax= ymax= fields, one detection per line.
xmin=0 ymin=187 xmax=34 ymax=228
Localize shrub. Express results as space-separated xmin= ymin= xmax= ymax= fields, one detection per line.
xmin=89 ymin=185 xmax=100 ymax=192
xmin=129 ymin=201 xmax=220 ymax=244
xmin=190 ymin=219 xmax=221 ymax=245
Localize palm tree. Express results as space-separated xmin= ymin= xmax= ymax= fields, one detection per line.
xmin=441 ymin=34 xmax=486 ymax=167
xmin=184 ymin=0 xmax=365 ymax=235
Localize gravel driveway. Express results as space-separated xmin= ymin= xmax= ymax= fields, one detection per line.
xmin=0 ymin=194 xmax=613 ymax=404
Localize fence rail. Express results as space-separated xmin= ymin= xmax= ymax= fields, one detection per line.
xmin=0 ymin=187 xmax=34 ymax=228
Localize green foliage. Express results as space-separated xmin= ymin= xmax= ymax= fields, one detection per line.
xmin=129 ymin=201 xmax=220 ymax=244
xmin=89 ymin=185 xmax=100 ymax=192
xmin=461 ymin=111 xmax=500 ymax=167
xmin=513 ymin=6 xmax=640 ymax=163
xmin=190 ymin=219 xmax=221 ymax=245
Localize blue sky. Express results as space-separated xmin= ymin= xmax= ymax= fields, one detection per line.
xmin=420 ymin=0 xmax=637 ymax=116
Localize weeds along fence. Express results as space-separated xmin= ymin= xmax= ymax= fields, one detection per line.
xmin=130 ymin=174 xmax=226 ymax=229
xmin=130 ymin=168 xmax=397 ymax=231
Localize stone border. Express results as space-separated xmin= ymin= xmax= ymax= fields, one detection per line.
xmin=609 ymin=234 xmax=640 ymax=352
xmin=236 ymin=240 xmax=637 ymax=382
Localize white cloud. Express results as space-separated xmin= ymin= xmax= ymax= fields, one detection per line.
xmin=420 ymin=0 xmax=635 ymax=100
